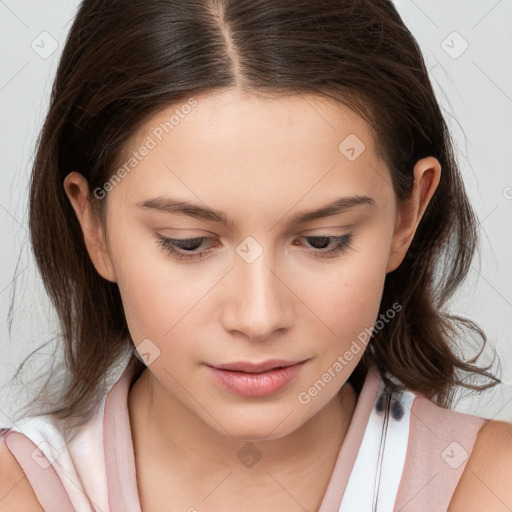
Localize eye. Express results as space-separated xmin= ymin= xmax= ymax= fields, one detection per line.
xmin=297 ymin=234 xmax=353 ymax=258
xmin=155 ymin=233 xmax=353 ymax=261
xmin=156 ymin=235 xmax=215 ymax=260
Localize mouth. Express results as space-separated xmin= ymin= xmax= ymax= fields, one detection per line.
xmin=205 ymin=359 xmax=309 ymax=397
xmin=208 ymin=359 xmax=307 ymax=373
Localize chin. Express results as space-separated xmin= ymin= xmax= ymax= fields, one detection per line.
xmin=226 ymin=424 xmax=296 ymax=442
xmin=210 ymin=408 xmax=303 ymax=442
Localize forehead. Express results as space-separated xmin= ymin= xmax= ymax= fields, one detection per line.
xmin=110 ymin=89 xmax=391 ymax=216
xmin=128 ymin=88 xmax=380 ymax=157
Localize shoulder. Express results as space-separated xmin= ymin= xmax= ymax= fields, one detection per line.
xmin=449 ymin=419 xmax=512 ymax=511
xmin=0 ymin=434 xmax=44 ymax=511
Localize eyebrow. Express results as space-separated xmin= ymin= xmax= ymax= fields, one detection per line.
xmin=136 ymin=194 xmax=375 ymax=229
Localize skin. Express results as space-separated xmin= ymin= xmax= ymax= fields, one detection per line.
xmin=55 ymin=88 xmax=512 ymax=511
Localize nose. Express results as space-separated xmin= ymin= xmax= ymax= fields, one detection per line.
xmin=221 ymin=248 xmax=291 ymax=341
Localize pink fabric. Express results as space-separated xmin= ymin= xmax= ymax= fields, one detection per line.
xmin=394 ymin=394 xmax=488 ymax=511
xmin=103 ymin=361 xmax=380 ymax=512
xmin=0 ymin=428 xmax=77 ymax=511
xmin=0 ymin=360 xmax=489 ymax=511
xmin=318 ymin=365 xmax=381 ymax=511
xmin=103 ymin=361 xmax=142 ymax=512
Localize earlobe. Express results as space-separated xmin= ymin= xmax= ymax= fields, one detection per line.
xmin=386 ymin=156 xmax=441 ymax=274
xmin=63 ymin=172 xmax=117 ymax=282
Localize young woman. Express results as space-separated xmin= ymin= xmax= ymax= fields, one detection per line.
xmin=1 ymin=1 xmax=511 ymax=511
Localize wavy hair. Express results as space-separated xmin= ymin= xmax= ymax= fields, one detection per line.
xmin=7 ymin=0 xmax=500 ymax=431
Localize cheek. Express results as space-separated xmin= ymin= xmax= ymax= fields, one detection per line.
xmin=301 ymin=271 xmax=385 ymax=362
xmin=108 ymin=223 xmax=211 ymax=344
xmin=296 ymin=238 xmax=389 ymax=341
xmin=116 ymin=259 xmax=212 ymax=344
xmin=114 ymin=260 xmax=214 ymax=381
xmin=111 ymin=211 xmax=391 ymax=353
xmin=290 ymin=246 xmax=389 ymax=400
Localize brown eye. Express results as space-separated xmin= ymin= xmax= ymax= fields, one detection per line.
xmin=299 ymin=234 xmax=353 ymax=258
xmin=156 ymin=235 xmax=215 ymax=260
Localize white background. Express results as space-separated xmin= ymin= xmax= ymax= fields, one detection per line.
xmin=0 ymin=0 xmax=511 ymax=425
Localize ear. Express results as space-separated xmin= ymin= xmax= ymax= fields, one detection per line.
xmin=63 ymin=172 xmax=117 ymax=282
xmin=386 ymin=156 xmax=441 ymax=274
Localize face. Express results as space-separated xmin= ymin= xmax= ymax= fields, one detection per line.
xmin=65 ymin=89 xmax=439 ymax=440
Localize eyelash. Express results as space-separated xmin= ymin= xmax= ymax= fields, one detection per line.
xmin=155 ymin=233 xmax=353 ymax=260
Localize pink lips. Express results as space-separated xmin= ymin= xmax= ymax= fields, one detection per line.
xmin=206 ymin=359 xmax=307 ymax=397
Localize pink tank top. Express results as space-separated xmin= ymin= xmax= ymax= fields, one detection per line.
xmin=0 ymin=354 xmax=487 ymax=511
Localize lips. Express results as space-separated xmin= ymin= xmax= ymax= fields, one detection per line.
xmin=205 ymin=359 xmax=309 ymax=397
xmin=210 ymin=359 xmax=307 ymax=374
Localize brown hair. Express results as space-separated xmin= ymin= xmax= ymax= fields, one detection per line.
xmin=8 ymin=0 xmax=500 ymax=430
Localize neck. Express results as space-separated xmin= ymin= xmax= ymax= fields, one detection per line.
xmin=128 ymin=367 xmax=358 ymax=508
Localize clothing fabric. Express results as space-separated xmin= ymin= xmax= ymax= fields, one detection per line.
xmin=0 ymin=354 xmax=487 ymax=512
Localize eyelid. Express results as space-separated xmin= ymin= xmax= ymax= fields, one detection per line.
xmin=300 ymin=226 xmax=353 ymax=234
xmin=155 ymin=232 xmax=354 ymax=261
